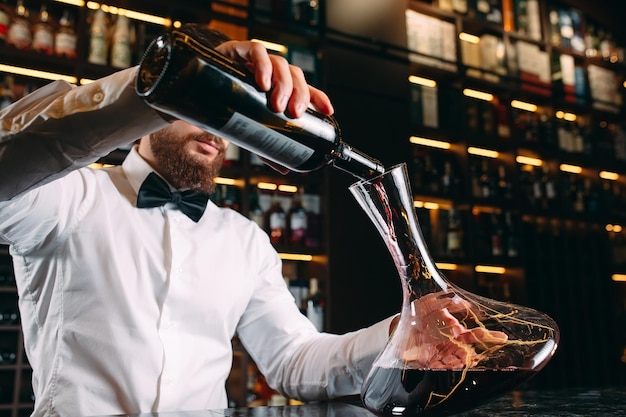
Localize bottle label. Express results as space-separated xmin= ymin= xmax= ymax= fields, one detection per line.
xmin=269 ymin=212 xmax=285 ymax=229
xmin=55 ymin=32 xmax=77 ymax=57
xmin=7 ymin=21 xmax=31 ymax=49
xmin=111 ymin=41 xmax=131 ymax=68
xmin=447 ymin=231 xmax=461 ymax=251
xmin=221 ymin=112 xmax=314 ymax=168
xmin=290 ymin=211 xmax=307 ymax=230
xmin=89 ymin=35 xmax=108 ymax=65
xmin=0 ymin=10 xmax=9 ymax=39
xmin=33 ymin=28 xmax=54 ymax=51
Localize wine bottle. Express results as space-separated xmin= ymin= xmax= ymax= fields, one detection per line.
xmin=445 ymin=206 xmax=464 ymax=259
xmin=6 ymin=0 xmax=31 ymax=51
xmin=110 ymin=14 xmax=132 ymax=68
xmin=305 ymin=277 xmax=325 ymax=331
xmin=88 ymin=8 xmax=108 ymax=65
xmin=31 ymin=3 xmax=53 ymax=55
xmin=222 ymin=142 xmax=240 ymax=167
xmin=264 ymin=193 xmax=286 ymax=245
xmin=0 ymin=0 xmax=9 ymax=45
xmin=135 ymin=24 xmax=385 ymax=180
xmin=54 ymin=9 xmax=78 ymax=58
xmin=287 ymin=189 xmax=308 ymax=246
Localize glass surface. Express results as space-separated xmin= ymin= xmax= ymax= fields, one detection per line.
xmin=349 ymin=163 xmax=560 ymax=417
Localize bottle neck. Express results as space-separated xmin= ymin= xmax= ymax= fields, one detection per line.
xmin=333 ymin=143 xmax=385 ymax=180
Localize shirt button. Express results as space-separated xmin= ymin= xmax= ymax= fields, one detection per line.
xmin=92 ymin=91 xmax=104 ymax=103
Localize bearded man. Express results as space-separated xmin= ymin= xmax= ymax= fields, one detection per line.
xmin=0 ymin=27 xmax=395 ymax=417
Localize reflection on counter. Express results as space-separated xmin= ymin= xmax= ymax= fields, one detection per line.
xmin=95 ymin=386 xmax=626 ymax=417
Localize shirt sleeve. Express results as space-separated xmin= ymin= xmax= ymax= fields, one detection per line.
xmin=0 ymin=66 xmax=169 ymax=201
xmin=235 ymin=232 xmax=394 ymax=401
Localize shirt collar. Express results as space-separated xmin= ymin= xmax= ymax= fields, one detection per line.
xmin=122 ymin=145 xmax=168 ymax=196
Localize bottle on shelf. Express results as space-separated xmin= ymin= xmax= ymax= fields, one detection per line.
xmin=135 ymin=24 xmax=385 ymax=181
xmin=445 ymin=206 xmax=464 ymax=259
xmin=110 ymin=14 xmax=132 ymax=68
xmin=54 ymin=9 xmax=77 ymax=58
xmin=479 ymin=158 xmax=494 ymax=199
xmin=287 ymin=189 xmax=308 ymax=246
xmin=0 ymin=0 xmax=10 ymax=45
xmin=496 ymin=164 xmax=512 ymax=200
xmin=220 ymin=184 xmax=241 ymax=212
xmin=304 ymin=277 xmax=325 ymax=331
xmin=302 ymin=191 xmax=322 ymax=249
xmin=88 ymin=8 xmax=109 ymax=65
xmin=489 ymin=212 xmax=504 ymax=258
xmin=31 ymin=3 xmax=53 ymax=55
xmin=504 ymin=211 xmax=519 ymax=259
xmin=263 ymin=193 xmax=286 ymax=245
xmin=540 ymin=164 xmax=557 ymax=210
xmin=247 ymin=187 xmax=265 ymax=229
xmin=6 ymin=0 xmax=32 ymax=51
xmin=0 ymin=75 xmax=14 ymax=110
xmin=223 ymin=142 xmax=240 ymax=167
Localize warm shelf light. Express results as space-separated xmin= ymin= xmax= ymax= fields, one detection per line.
xmin=409 ymin=136 xmax=451 ymax=149
xmin=511 ymin=100 xmax=538 ymax=112
xmin=612 ymin=274 xmax=626 ymax=282
xmin=54 ymin=0 xmax=84 ymax=6
xmin=468 ymin=147 xmax=499 ymax=158
xmin=408 ymin=75 xmax=437 ymax=88
xmin=463 ymin=88 xmax=494 ymax=102
xmin=0 ymin=64 xmax=77 ymax=83
xmin=79 ymin=78 xmax=95 ymax=85
xmin=459 ymin=32 xmax=480 ymax=44
xmin=256 ymin=182 xmax=298 ymax=193
xmin=516 ymin=155 xmax=543 ymax=166
xmin=80 ymin=1 xmax=171 ymax=26
xmin=413 ymin=201 xmax=440 ymax=210
xmin=555 ymin=111 xmax=577 ymax=121
xmin=251 ymin=39 xmax=288 ymax=54
xmin=278 ymin=253 xmax=313 ymax=262
xmin=607 ymin=224 xmax=623 ymax=232
xmin=475 ymin=265 xmax=506 ymax=274
xmin=436 ymin=263 xmax=458 ymax=271
xmin=560 ymin=164 xmax=582 ymax=174
xmin=600 ymin=171 xmax=619 ymax=181
xmin=214 ymin=177 xmax=237 ymax=186
xmin=278 ymin=184 xmax=298 ymax=193
xmin=257 ymin=182 xmax=277 ymax=191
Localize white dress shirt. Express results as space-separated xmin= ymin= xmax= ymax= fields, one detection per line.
xmin=0 ymin=67 xmax=393 ymax=417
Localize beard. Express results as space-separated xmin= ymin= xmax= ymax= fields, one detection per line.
xmin=149 ymin=126 xmax=225 ymax=193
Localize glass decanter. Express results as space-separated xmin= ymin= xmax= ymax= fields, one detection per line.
xmin=350 ymin=163 xmax=559 ymax=417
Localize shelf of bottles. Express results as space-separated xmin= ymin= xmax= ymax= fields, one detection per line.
xmin=403 ymin=0 xmax=626 ymax=293
xmin=400 ymin=1 xmax=626 ymax=385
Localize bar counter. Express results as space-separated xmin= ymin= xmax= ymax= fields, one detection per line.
xmin=99 ymin=386 xmax=626 ymax=416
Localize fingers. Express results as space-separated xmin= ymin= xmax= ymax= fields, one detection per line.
xmin=309 ymin=85 xmax=334 ymax=115
xmin=215 ymin=40 xmax=334 ymax=118
xmin=455 ymin=327 xmax=509 ymax=346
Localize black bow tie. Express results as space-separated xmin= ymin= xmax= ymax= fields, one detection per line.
xmin=136 ymin=172 xmax=209 ymax=222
